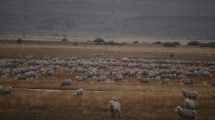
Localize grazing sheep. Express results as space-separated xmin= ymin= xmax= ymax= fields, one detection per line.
xmin=210 ymin=93 xmax=215 ymax=99
xmin=179 ymin=75 xmax=189 ymax=80
xmin=60 ymin=79 xmax=72 ymax=86
xmin=175 ymin=106 xmax=197 ymax=120
xmin=184 ymin=98 xmax=195 ymax=109
xmin=180 ymin=78 xmax=193 ymax=85
xmin=160 ymin=78 xmax=170 ymax=84
xmin=75 ymin=75 xmax=85 ymax=81
xmin=203 ymin=81 xmax=209 ymax=87
xmin=182 ymin=89 xmax=198 ymax=100
xmin=114 ymin=72 xmax=123 ymax=81
xmin=212 ymin=81 xmax=215 ymax=86
xmin=0 ymin=86 xmax=13 ymax=95
xmin=75 ymin=88 xmax=84 ymax=95
xmin=105 ymin=79 xmax=115 ymax=84
xmin=139 ymin=78 xmax=151 ymax=83
xmin=160 ymin=74 xmax=176 ymax=80
xmin=108 ymin=100 xmax=121 ymax=118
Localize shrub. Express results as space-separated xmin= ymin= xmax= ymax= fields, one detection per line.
xmin=200 ymin=42 xmax=215 ymax=48
xmin=104 ymin=41 xmax=115 ymax=45
xmin=94 ymin=37 xmax=105 ymax=44
xmin=16 ymin=38 xmax=23 ymax=44
xmin=62 ymin=38 xmax=68 ymax=42
xmin=154 ymin=41 xmax=162 ymax=44
xmin=133 ymin=41 xmax=139 ymax=44
xmin=72 ymin=42 xmax=78 ymax=46
xmin=187 ymin=41 xmax=200 ymax=46
xmin=163 ymin=42 xmax=181 ymax=47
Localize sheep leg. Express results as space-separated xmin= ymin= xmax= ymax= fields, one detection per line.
xmin=118 ymin=109 xmax=121 ymax=118
xmin=113 ymin=111 xmax=117 ymax=118
xmin=111 ymin=111 xmax=114 ymax=118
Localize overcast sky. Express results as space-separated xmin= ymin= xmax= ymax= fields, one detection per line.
xmin=0 ymin=0 xmax=215 ymax=40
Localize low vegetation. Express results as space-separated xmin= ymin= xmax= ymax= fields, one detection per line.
xmin=187 ymin=41 xmax=215 ymax=48
xmin=163 ymin=42 xmax=181 ymax=47
xmin=62 ymin=38 xmax=68 ymax=42
xmin=16 ymin=38 xmax=23 ymax=44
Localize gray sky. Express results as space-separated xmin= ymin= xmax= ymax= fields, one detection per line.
xmin=0 ymin=0 xmax=215 ymax=40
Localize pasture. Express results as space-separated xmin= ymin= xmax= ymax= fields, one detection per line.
xmin=0 ymin=40 xmax=215 ymax=120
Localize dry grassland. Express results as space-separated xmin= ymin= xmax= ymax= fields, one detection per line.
xmin=0 ymin=40 xmax=215 ymax=120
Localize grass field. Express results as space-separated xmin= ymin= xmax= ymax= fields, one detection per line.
xmin=0 ymin=40 xmax=215 ymax=120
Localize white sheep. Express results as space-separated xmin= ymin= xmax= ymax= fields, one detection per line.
xmin=182 ymin=89 xmax=198 ymax=100
xmin=180 ymin=78 xmax=193 ymax=85
xmin=60 ymin=79 xmax=72 ymax=86
xmin=108 ymin=100 xmax=121 ymax=118
xmin=210 ymin=93 xmax=215 ymax=99
xmin=175 ymin=106 xmax=197 ymax=120
xmin=160 ymin=78 xmax=170 ymax=84
xmin=0 ymin=86 xmax=13 ymax=95
xmin=203 ymin=81 xmax=209 ymax=87
xmin=184 ymin=98 xmax=195 ymax=109
xmin=75 ymin=88 xmax=84 ymax=95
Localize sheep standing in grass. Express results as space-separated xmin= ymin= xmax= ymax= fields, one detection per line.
xmin=202 ymin=81 xmax=209 ymax=87
xmin=210 ymin=93 xmax=215 ymax=99
xmin=0 ymin=86 xmax=13 ymax=95
xmin=75 ymin=88 xmax=84 ymax=95
xmin=160 ymin=78 xmax=170 ymax=84
xmin=184 ymin=98 xmax=195 ymax=109
xmin=180 ymin=78 xmax=193 ymax=85
xmin=182 ymin=89 xmax=198 ymax=100
xmin=60 ymin=79 xmax=72 ymax=86
xmin=108 ymin=100 xmax=121 ymax=118
xmin=175 ymin=106 xmax=197 ymax=120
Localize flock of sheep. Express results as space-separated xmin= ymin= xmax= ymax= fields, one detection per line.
xmin=0 ymin=56 xmax=214 ymax=83
xmin=175 ymin=89 xmax=198 ymax=120
xmin=0 ymin=55 xmax=215 ymax=119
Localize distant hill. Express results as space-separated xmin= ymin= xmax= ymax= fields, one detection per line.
xmin=0 ymin=0 xmax=215 ymax=40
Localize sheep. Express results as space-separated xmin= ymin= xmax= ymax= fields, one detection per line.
xmin=212 ymin=81 xmax=215 ymax=86
xmin=184 ymin=98 xmax=195 ymax=109
xmin=202 ymin=81 xmax=209 ymax=87
xmin=75 ymin=88 xmax=84 ymax=95
xmin=160 ymin=74 xmax=176 ymax=80
xmin=160 ymin=78 xmax=170 ymax=84
xmin=180 ymin=78 xmax=193 ymax=85
xmin=114 ymin=72 xmax=123 ymax=81
xmin=60 ymin=79 xmax=72 ymax=86
xmin=75 ymin=75 xmax=85 ymax=81
xmin=182 ymin=89 xmax=198 ymax=100
xmin=179 ymin=75 xmax=189 ymax=80
xmin=98 ymin=75 xmax=107 ymax=81
xmin=210 ymin=93 xmax=215 ymax=99
xmin=160 ymin=69 xmax=174 ymax=74
xmin=0 ymin=86 xmax=13 ymax=95
xmin=108 ymin=100 xmax=121 ymax=118
xmin=139 ymin=78 xmax=151 ymax=83
xmin=105 ymin=79 xmax=115 ymax=84
xmin=175 ymin=106 xmax=197 ymax=120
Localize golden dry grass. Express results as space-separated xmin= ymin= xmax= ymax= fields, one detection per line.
xmin=0 ymin=83 xmax=215 ymax=120
xmin=0 ymin=40 xmax=215 ymax=60
xmin=0 ymin=40 xmax=215 ymax=120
